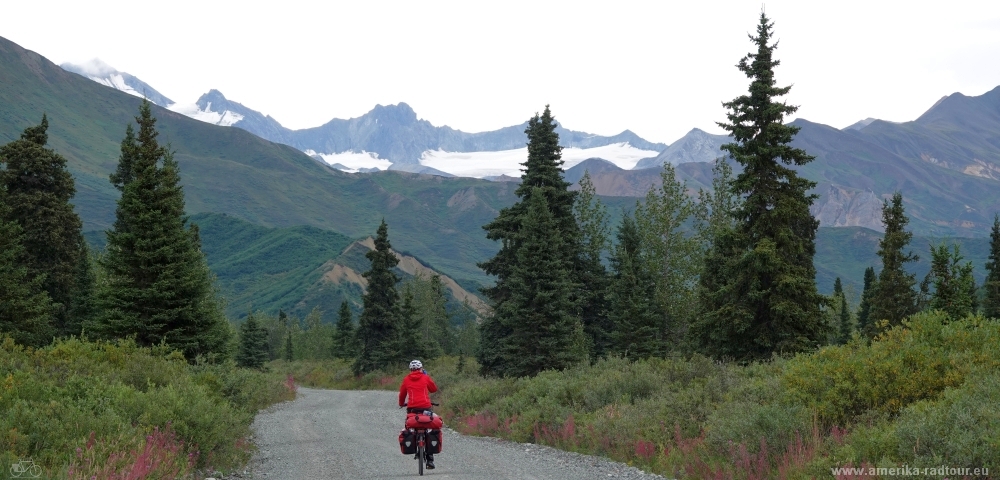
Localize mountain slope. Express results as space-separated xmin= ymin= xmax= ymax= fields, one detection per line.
xmin=0 ymin=35 xmax=517 ymax=286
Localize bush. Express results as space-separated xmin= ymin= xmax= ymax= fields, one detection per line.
xmin=782 ymin=312 xmax=1000 ymax=426
xmin=0 ymin=336 xmax=293 ymax=478
xmin=894 ymin=369 xmax=1000 ymax=469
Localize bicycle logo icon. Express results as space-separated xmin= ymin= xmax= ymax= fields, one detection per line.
xmin=10 ymin=459 xmax=42 ymax=478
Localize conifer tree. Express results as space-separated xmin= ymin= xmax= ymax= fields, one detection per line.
xmin=396 ymin=283 xmax=438 ymax=361
xmin=410 ymin=274 xmax=454 ymax=355
xmin=478 ymin=106 xmax=584 ymax=375
xmin=332 ymin=301 xmax=357 ymax=359
xmin=983 ymin=215 xmax=1000 ymax=318
xmin=927 ymin=243 xmax=975 ymax=319
xmin=236 ymin=312 xmax=269 ymax=369
xmin=856 ymin=266 xmax=876 ymax=334
xmin=0 ymin=115 xmax=85 ymax=336
xmin=692 ymin=12 xmax=826 ymax=360
xmin=0 ymin=199 xmax=54 ymax=346
xmin=285 ymin=331 xmax=294 ymax=361
xmin=353 ymin=219 xmax=403 ymax=375
xmin=491 ymin=189 xmax=584 ymax=377
xmin=66 ymin=243 xmax=97 ymax=336
xmin=607 ymin=212 xmax=661 ymax=358
xmin=573 ymin=172 xmax=611 ymax=357
xmin=833 ymin=278 xmax=851 ymax=344
xmin=95 ymin=100 xmax=230 ymax=360
xmin=869 ymin=192 xmax=918 ymax=334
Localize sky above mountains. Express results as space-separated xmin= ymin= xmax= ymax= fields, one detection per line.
xmin=2 ymin=0 xmax=998 ymax=144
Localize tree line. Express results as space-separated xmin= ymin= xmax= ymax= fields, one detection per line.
xmin=1 ymin=101 xmax=230 ymax=359
xmin=466 ymin=12 xmax=1000 ymax=377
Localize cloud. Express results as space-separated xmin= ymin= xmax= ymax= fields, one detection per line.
xmin=60 ymin=58 xmax=118 ymax=78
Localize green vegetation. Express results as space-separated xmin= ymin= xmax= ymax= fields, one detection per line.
xmin=694 ymin=12 xmax=826 ymax=361
xmin=0 ymin=337 xmax=294 ymax=478
xmin=983 ymin=214 xmax=1000 ymax=318
xmin=869 ymin=192 xmax=920 ymax=334
xmin=353 ymin=219 xmax=404 ymax=374
xmin=435 ymin=312 xmax=999 ymax=478
xmin=0 ymin=115 xmax=86 ymax=337
xmin=93 ymin=101 xmax=230 ymax=360
xmin=478 ymin=107 xmax=587 ymax=377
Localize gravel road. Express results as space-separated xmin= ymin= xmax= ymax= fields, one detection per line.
xmin=245 ymin=387 xmax=667 ymax=479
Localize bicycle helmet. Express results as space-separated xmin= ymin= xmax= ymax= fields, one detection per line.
xmin=409 ymin=359 xmax=423 ymax=370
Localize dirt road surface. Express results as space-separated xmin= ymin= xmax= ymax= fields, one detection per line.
xmin=246 ymin=387 xmax=667 ymax=479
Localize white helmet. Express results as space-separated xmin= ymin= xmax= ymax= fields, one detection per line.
xmin=409 ymin=359 xmax=423 ymax=370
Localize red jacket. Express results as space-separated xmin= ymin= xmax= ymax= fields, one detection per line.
xmin=398 ymin=371 xmax=438 ymax=409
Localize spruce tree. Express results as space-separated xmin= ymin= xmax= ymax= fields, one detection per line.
xmin=856 ymin=266 xmax=876 ymax=335
xmin=868 ymin=192 xmax=918 ymax=334
xmin=928 ymin=243 xmax=975 ymax=320
xmin=396 ymin=283 xmax=437 ymax=361
xmin=0 ymin=199 xmax=54 ymax=346
xmin=66 ymin=243 xmax=97 ymax=336
xmin=236 ymin=313 xmax=269 ymax=369
xmin=285 ymin=331 xmax=294 ymax=361
xmin=983 ymin=215 xmax=1000 ymax=318
xmin=607 ymin=212 xmax=661 ymax=358
xmin=95 ymin=100 xmax=230 ymax=360
xmin=833 ymin=278 xmax=851 ymax=344
xmin=0 ymin=115 xmax=85 ymax=336
xmin=492 ymin=189 xmax=584 ymax=377
xmin=410 ymin=274 xmax=455 ymax=355
xmin=332 ymin=301 xmax=357 ymax=359
xmin=573 ymin=172 xmax=611 ymax=357
xmin=478 ymin=106 xmax=584 ymax=375
xmin=353 ymin=219 xmax=403 ymax=375
xmin=692 ymin=12 xmax=826 ymax=360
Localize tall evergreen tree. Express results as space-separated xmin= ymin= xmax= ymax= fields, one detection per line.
xmin=478 ymin=106 xmax=584 ymax=375
xmin=409 ymin=274 xmax=455 ymax=355
xmin=285 ymin=331 xmax=294 ymax=361
xmin=353 ymin=219 xmax=403 ymax=375
xmin=491 ymin=189 xmax=584 ymax=377
xmin=66 ymin=242 xmax=98 ymax=336
xmin=574 ymin=172 xmax=612 ymax=357
xmin=868 ymin=192 xmax=919 ymax=334
xmin=692 ymin=12 xmax=826 ymax=360
xmin=236 ymin=312 xmax=269 ymax=369
xmin=833 ymin=278 xmax=851 ymax=344
xmin=0 ymin=115 xmax=85 ymax=336
xmin=606 ymin=212 xmax=661 ymax=358
xmin=95 ymin=100 xmax=230 ymax=360
xmin=396 ymin=283 xmax=438 ymax=361
xmin=0 ymin=198 xmax=54 ymax=346
xmin=983 ymin=215 xmax=1000 ymax=318
xmin=856 ymin=266 xmax=876 ymax=335
xmin=331 ymin=301 xmax=357 ymax=359
xmin=927 ymin=243 xmax=975 ymax=320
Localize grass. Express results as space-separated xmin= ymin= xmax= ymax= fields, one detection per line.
xmin=0 ymin=337 xmax=294 ymax=479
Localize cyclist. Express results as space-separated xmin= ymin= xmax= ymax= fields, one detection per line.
xmin=399 ymin=359 xmax=438 ymax=469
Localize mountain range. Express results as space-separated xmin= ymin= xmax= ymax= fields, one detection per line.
xmin=4 ymin=34 xmax=1000 ymax=313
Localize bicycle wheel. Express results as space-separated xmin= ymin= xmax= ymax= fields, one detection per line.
xmin=29 ymin=465 xmax=42 ymax=477
xmin=417 ymin=442 xmax=425 ymax=476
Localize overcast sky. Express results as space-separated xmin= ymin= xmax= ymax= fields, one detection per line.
xmin=2 ymin=1 xmax=998 ymax=145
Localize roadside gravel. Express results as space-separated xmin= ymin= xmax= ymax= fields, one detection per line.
xmin=240 ymin=387 xmax=669 ymax=479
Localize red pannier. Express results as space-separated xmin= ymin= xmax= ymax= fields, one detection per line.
xmin=427 ymin=428 xmax=443 ymax=454
xmin=398 ymin=429 xmax=417 ymax=454
xmin=405 ymin=412 xmax=443 ymax=429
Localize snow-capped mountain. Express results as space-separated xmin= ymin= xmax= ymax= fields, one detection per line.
xmin=61 ymin=59 xmax=174 ymax=108
xmin=63 ymin=63 xmax=673 ymax=177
